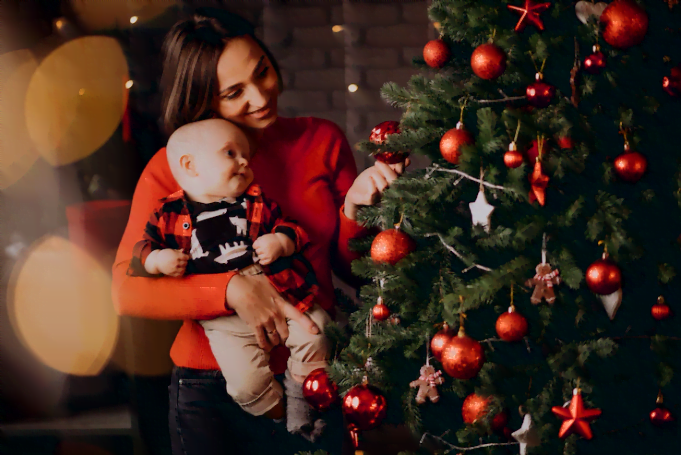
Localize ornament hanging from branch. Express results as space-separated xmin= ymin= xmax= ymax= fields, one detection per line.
xmin=528 ymin=137 xmax=549 ymax=206
xmin=551 ymin=388 xmax=601 ymax=439
xmin=650 ymin=391 xmax=675 ymax=426
xmin=575 ymin=1 xmax=607 ymax=24
xmin=512 ymin=409 xmax=541 ymax=455
xmin=302 ymin=368 xmax=339 ymax=412
xmin=586 ymin=241 xmax=623 ymax=319
xmin=525 ymin=234 xmax=561 ymax=304
xmin=526 ymin=57 xmax=555 ymax=108
xmin=469 ymin=169 xmax=495 ymax=233
xmin=430 ymin=322 xmax=455 ymax=362
xmin=441 ymin=309 xmax=485 ymax=379
xmin=651 ymin=296 xmax=672 ymax=320
xmin=440 ymin=103 xmax=475 ymax=165
xmin=507 ymin=0 xmax=551 ymax=32
xmin=600 ymin=0 xmax=649 ymax=49
xmin=471 ymin=31 xmax=507 ymax=80
xmin=663 ymin=65 xmax=681 ymax=96
xmin=410 ymin=340 xmax=444 ymax=405
xmin=462 ymin=393 xmax=508 ymax=431
xmin=423 ymin=39 xmax=451 ymax=69
xmin=614 ymin=124 xmax=647 ymax=183
xmin=369 ymin=121 xmax=409 ymax=164
xmin=504 ymin=121 xmax=524 ymax=169
xmin=370 ymin=216 xmax=416 ymax=265
xmin=583 ymin=45 xmax=606 ymax=75
xmin=496 ymin=285 xmax=529 ymax=341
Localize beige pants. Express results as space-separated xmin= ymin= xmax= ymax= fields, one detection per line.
xmin=200 ymin=303 xmax=331 ymax=416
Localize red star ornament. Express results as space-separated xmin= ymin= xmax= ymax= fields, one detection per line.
xmin=528 ymin=160 xmax=549 ymax=206
xmin=551 ymin=389 xmax=601 ymax=440
xmin=508 ymin=0 xmax=552 ymax=32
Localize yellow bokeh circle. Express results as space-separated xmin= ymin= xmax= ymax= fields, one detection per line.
xmin=8 ymin=236 xmax=119 ymax=376
xmin=25 ymin=36 xmax=129 ymax=166
xmin=68 ymin=0 xmax=177 ymax=32
xmin=0 ymin=50 xmax=40 ymax=189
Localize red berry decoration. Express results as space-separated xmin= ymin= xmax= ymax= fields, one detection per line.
xmin=471 ymin=43 xmax=507 ymax=80
xmin=614 ymin=144 xmax=647 ymax=183
xmin=504 ymin=141 xmax=524 ymax=169
xmin=650 ymin=392 xmax=674 ymax=426
xmin=430 ymin=323 xmax=456 ymax=362
xmin=423 ymin=39 xmax=451 ymax=69
xmin=441 ymin=324 xmax=485 ymax=379
xmin=303 ymin=368 xmax=339 ymax=412
xmin=370 ymin=225 xmax=416 ymax=265
xmin=663 ymin=65 xmax=681 ymax=97
xmin=651 ymin=296 xmax=672 ymax=320
xmin=440 ymin=122 xmax=475 ymax=165
xmin=526 ymin=73 xmax=555 ymax=108
xmin=462 ymin=393 xmax=508 ymax=431
xmin=583 ymin=45 xmax=606 ymax=75
xmin=369 ymin=121 xmax=409 ymax=164
xmin=372 ymin=297 xmax=390 ymax=322
xmin=601 ymin=0 xmax=649 ymax=50
xmin=586 ymin=251 xmax=622 ymax=296
xmin=495 ymin=306 xmax=528 ymax=342
xmin=342 ymin=383 xmax=388 ymax=431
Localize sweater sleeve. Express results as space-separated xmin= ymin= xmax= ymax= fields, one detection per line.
xmin=260 ymin=192 xmax=310 ymax=253
xmin=111 ymin=149 xmax=237 ymax=320
xmin=327 ymin=123 xmax=371 ymax=283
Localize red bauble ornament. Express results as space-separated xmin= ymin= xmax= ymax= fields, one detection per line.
xmin=372 ymin=297 xmax=390 ymax=322
xmin=557 ymin=136 xmax=574 ymax=150
xmin=504 ymin=142 xmax=524 ymax=168
xmin=370 ymin=226 xmax=416 ymax=265
xmin=342 ymin=383 xmax=388 ymax=431
xmin=552 ymin=388 xmax=601 ymax=440
xmin=430 ymin=323 xmax=456 ymax=361
xmin=583 ymin=45 xmax=607 ymax=75
xmin=441 ymin=327 xmax=485 ymax=379
xmin=507 ymin=0 xmax=551 ymax=32
xmin=471 ymin=43 xmax=507 ymax=80
xmin=302 ymin=368 xmax=339 ymax=412
xmin=651 ymin=296 xmax=672 ymax=320
xmin=462 ymin=393 xmax=508 ymax=431
xmin=585 ymin=252 xmax=622 ymax=296
xmin=526 ymin=137 xmax=549 ymax=163
xmin=601 ymin=0 xmax=649 ymax=49
xmin=614 ymin=145 xmax=647 ymax=183
xmin=663 ymin=66 xmax=681 ymax=96
xmin=526 ymin=73 xmax=555 ymax=108
xmin=650 ymin=391 xmax=674 ymax=426
xmin=369 ymin=121 xmax=409 ymax=164
xmin=495 ymin=306 xmax=528 ymax=342
xmin=423 ymin=39 xmax=451 ymax=69
xmin=440 ymin=122 xmax=475 ymax=164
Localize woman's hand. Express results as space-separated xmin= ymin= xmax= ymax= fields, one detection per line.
xmin=225 ymin=274 xmax=319 ymax=351
xmin=344 ymin=158 xmax=411 ymax=220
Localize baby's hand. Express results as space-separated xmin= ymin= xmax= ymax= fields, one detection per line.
xmin=253 ymin=233 xmax=292 ymax=265
xmin=147 ymin=249 xmax=189 ymax=277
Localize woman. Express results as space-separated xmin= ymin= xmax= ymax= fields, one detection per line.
xmin=112 ymin=7 xmax=408 ymax=454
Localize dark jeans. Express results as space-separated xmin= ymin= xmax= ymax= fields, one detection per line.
xmin=168 ymin=366 xmax=345 ymax=455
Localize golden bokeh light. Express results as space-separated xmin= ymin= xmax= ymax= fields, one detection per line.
xmin=125 ymin=79 xmax=134 ymax=89
xmin=68 ymin=0 xmax=177 ymax=31
xmin=0 ymin=50 xmax=40 ymax=189
xmin=332 ymin=25 xmax=344 ymax=32
xmin=7 ymin=236 xmax=119 ymax=376
xmin=348 ymin=84 xmax=359 ymax=93
xmin=25 ymin=36 xmax=129 ymax=166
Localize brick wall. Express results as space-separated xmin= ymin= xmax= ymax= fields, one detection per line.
xmin=261 ymin=0 xmax=435 ymax=171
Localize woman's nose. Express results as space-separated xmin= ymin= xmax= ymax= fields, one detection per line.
xmin=246 ymin=84 xmax=268 ymax=109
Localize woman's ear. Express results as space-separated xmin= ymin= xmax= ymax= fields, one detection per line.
xmin=179 ymin=154 xmax=198 ymax=177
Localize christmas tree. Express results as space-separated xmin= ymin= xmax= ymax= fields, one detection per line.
xmin=319 ymin=0 xmax=681 ymax=454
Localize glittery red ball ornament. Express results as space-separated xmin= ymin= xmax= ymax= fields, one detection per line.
xmin=495 ymin=307 xmax=528 ymax=342
xmin=650 ymin=392 xmax=675 ymax=426
xmin=441 ymin=327 xmax=485 ymax=379
xmin=583 ymin=48 xmax=607 ymax=75
xmin=663 ymin=66 xmax=681 ymax=97
xmin=342 ymin=384 xmax=388 ymax=431
xmin=585 ymin=252 xmax=622 ymax=296
xmin=303 ymin=368 xmax=339 ymax=412
xmin=471 ymin=43 xmax=507 ymax=80
xmin=423 ymin=39 xmax=451 ymax=69
xmin=504 ymin=142 xmax=524 ymax=168
xmin=651 ymin=296 xmax=672 ymax=320
xmin=526 ymin=73 xmax=555 ymax=108
xmin=372 ymin=298 xmax=390 ymax=322
xmin=462 ymin=393 xmax=508 ymax=431
xmin=601 ymin=0 xmax=648 ymax=49
xmin=430 ymin=323 xmax=456 ymax=361
xmin=614 ymin=147 xmax=647 ymax=183
xmin=369 ymin=121 xmax=409 ymax=164
xmin=440 ymin=122 xmax=475 ymax=164
xmin=370 ymin=227 xmax=416 ymax=265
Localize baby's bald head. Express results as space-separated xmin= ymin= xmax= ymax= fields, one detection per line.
xmin=166 ymin=119 xmax=254 ymax=203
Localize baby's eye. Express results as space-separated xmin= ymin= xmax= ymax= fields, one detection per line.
xmin=226 ymin=149 xmax=235 ymax=158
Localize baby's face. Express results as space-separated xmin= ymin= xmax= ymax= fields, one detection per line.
xmin=194 ymin=123 xmax=254 ymax=200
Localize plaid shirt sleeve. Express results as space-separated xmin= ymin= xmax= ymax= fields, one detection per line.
xmin=127 ymin=207 xmax=169 ymax=277
xmin=260 ymin=194 xmax=310 ymax=253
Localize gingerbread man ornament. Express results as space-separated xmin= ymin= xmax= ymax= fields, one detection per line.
xmin=526 ymin=262 xmax=561 ymax=304
xmin=410 ymin=364 xmax=444 ymax=405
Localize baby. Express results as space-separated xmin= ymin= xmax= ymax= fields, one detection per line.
xmin=127 ymin=118 xmax=330 ymax=441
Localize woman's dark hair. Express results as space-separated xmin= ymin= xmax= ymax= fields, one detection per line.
xmin=160 ymin=7 xmax=283 ymax=135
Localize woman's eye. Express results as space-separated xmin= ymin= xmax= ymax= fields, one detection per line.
xmin=225 ymin=89 xmax=242 ymax=100
xmin=257 ymin=66 xmax=270 ymax=79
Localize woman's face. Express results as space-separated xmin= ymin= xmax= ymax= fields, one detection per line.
xmin=214 ymin=36 xmax=279 ymax=130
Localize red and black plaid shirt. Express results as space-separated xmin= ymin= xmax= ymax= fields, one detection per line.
xmin=128 ymin=183 xmax=319 ymax=313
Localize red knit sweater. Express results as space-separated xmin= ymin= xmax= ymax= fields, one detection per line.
xmin=112 ymin=117 xmax=368 ymax=370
